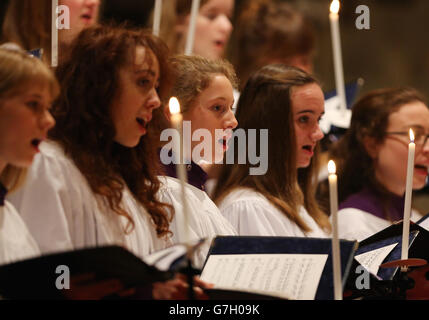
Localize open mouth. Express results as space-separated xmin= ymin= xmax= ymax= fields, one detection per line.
xmin=80 ymin=13 xmax=93 ymax=23
xmin=31 ymin=139 xmax=42 ymax=151
xmin=218 ymin=138 xmax=228 ymax=150
xmin=136 ymin=117 xmax=148 ymax=133
xmin=302 ymin=145 xmax=313 ymax=152
xmin=214 ymin=40 xmax=225 ymax=48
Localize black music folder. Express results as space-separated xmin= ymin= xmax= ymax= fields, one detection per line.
xmin=344 ymin=220 xmax=429 ymax=299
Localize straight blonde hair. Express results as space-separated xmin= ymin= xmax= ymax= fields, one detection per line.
xmin=0 ymin=47 xmax=59 ymax=192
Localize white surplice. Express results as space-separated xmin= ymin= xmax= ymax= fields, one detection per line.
xmin=337 ymin=207 xmax=423 ymax=242
xmin=8 ymin=141 xmax=171 ymax=260
xmin=9 ymin=141 xmax=237 ymax=268
xmin=0 ymin=201 xmax=40 ymax=265
xmin=158 ymin=176 xmax=237 ymax=267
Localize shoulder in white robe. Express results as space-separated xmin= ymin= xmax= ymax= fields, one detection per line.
xmin=217 ymin=187 xmax=328 ymax=238
xmin=0 ymin=201 xmax=40 ymax=265
xmin=8 ymin=141 xmax=171 ymax=260
xmin=157 ymin=176 xmax=237 ymax=268
xmin=337 ymin=207 xmax=423 ymax=242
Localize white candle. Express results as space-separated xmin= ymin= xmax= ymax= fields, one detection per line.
xmin=329 ymin=0 xmax=347 ymax=114
xmin=401 ymin=129 xmax=415 ymax=271
xmin=184 ymin=0 xmax=201 ymax=56
xmin=51 ymin=0 xmax=59 ymax=67
xmin=152 ymin=0 xmax=162 ymax=37
xmin=328 ymin=160 xmax=342 ymax=300
xmin=168 ymin=97 xmax=190 ymax=245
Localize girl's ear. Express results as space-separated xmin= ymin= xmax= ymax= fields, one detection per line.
xmin=363 ymin=136 xmax=380 ymax=159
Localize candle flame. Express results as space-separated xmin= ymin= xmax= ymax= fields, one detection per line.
xmin=328 ymin=160 xmax=336 ymax=175
xmin=169 ymin=97 xmax=180 ymax=115
xmin=330 ymin=0 xmax=340 ymax=14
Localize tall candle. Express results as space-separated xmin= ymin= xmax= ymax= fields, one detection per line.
xmin=51 ymin=0 xmax=58 ymax=67
xmin=184 ymin=0 xmax=201 ymax=55
xmin=328 ymin=160 xmax=342 ymax=300
xmin=329 ymin=0 xmax=347 ymax=114
xmin=152 ymin=0 xmax=162 ymax=37
xmin=401 ymin=129 xmax=415 ymax=271
xmin=168 ymin=97 xmax=190 ymax=245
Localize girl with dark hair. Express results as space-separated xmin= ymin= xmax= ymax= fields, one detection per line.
xmin=0 ymin=46 xmax=58 ymax=264
xmin=212 ymin=65 xmax=331 ymax=237
xmin=331 ymin=88 xmax=429 ymax=241
xmin=10 ymin=25 xmax=235 ymax=271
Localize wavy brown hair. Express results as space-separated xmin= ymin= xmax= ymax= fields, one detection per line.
xmin=50 ymin=25 xmax=174 ymax=237
xmin=169 ymin=54 xmax=238 ymax=113
xmin=212 ymin=65 xmax=330 ymax=233
xmin=329 ymin=87 xmax=426 ymax=220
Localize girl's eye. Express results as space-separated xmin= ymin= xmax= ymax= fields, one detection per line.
xmin=203 ymin=11 xmax=218 ymax=20
xmin=213 ymin=105 xmax=223 ymax=112
xmin=137 ymin=78 xmax=151 ymax=87
xmin=26 ymin=101 xmax=40 ymax=110
xmin=298 ymin=115 xmax=309 ymax=123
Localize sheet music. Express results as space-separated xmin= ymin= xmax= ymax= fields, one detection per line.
xmin=200 ymin=254 xmax=328 ymax=300
xmin=354 ymin=243 xmax=398 ymax=276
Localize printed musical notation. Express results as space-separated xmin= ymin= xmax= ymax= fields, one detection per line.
xmin=200 ymin=254 xmax=328 ymax=300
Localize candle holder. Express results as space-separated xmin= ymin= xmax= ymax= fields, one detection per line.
xmin=379 ymin=258 xmax=427 ymax=300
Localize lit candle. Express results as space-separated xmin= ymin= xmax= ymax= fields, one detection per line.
xmin=168 ymin=97 xmax=190 ymax=244
xmin=328 ymin=160 xmax=342 ymax=300
xmin=184 ymin=0 xmax=201 ymax=55
xmin=329 ymin=0 xmax=347 ymax=114
xmin=152 ymin=0 xmax=162 ymax=37
xmin=401 ymin=129 xmax=415 ymax=271
xmin=51 ymin=0 xmax=58 ymax=67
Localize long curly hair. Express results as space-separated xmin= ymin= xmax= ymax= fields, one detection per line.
xmin=50 ymin=25 xmax=174 ymax=237
xmin=213 ymin=65 xmax=330 ymax=233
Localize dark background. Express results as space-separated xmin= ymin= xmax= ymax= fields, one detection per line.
xmin=2 ymin=0 xmax=428 ymax=99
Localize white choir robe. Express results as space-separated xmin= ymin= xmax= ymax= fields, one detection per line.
xmin=337 ymin=207 xmax=423 ymax=242
xmin=0 ymin=201 xmax=40 ymax=265
xmin=217 ymin=187 xmax=329 ymax=238
xmin=9 ymin=141 xmax=170 ymax=260
xmin=9 ymin=141 xmax=236 ymax=268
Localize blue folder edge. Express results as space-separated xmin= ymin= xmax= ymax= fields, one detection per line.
xmin=416 ymin=212 xmax=429 ymax=225
xmin=203 ymin=236 xmax=357 ymax=300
